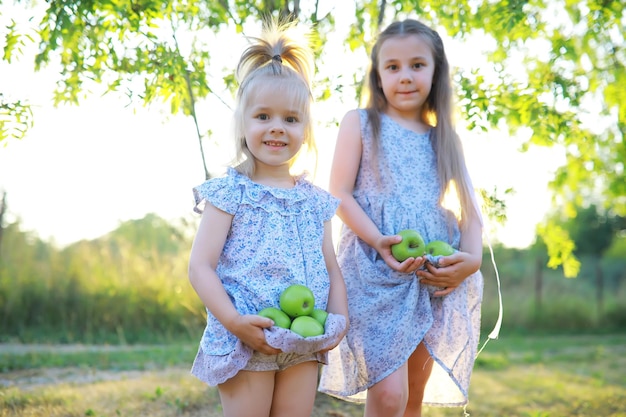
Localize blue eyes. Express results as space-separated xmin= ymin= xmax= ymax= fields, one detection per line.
xmin=256 ymin=114 xmax=299 ymax=123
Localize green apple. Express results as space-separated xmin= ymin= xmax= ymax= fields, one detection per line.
xmin=290 ymin=315 xmax=325 ymax=337
xmin=279 ymin=284 xmax=315 ymax=318
xmin=257 ymin=306 xmax=292 ymax=329
xmin=310 ymin=308 xmax=328 ymax=327
xmin=425 ymin=240 xmax=455 ymax=256
xmin=391 ymin=229 xmax=426 ymax=261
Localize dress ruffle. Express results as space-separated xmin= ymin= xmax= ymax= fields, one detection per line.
xmin=191 ymin=340 xmax=253 ymax=386
xmin=194 ymin=168 xmax=329 ymax=217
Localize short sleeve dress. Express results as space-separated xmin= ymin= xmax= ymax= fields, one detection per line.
xmin=190 ymin=168 xmax=339 ymax=386
xmin=318 ymin=110 xmax=484 ymax=407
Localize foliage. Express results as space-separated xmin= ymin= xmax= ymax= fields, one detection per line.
xmin=0 ymin=215 xmax=205 ymax=344
xmin=479 ymin=243 xmax=626 ymax=333
xmin=1 ymin=0 xmax=624 ymax=273
xmin=605 ymin=235 xmax=626 ymax=260
xmin=1 ymin=216 xmax=625 ymax=345
xmin=531 ymin=204 xmax=625 ymax=276
xmin=565 ymin=204 xmax=618 ymax=257
xmin=537 ymin=221 xmax=581 ymax=277
xmin=1 ymin=17 xmax=34 ymax=142
xmin=0 ymin=96 xmax=33 ymax=143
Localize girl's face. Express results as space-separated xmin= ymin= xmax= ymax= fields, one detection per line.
xmin=243 ymin=83 xmax=306 ymax=174
xmin=377 ymin=34 xmax=435 ymax=119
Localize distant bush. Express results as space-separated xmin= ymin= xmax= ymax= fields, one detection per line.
xmin=1 ymin=216 xmax=625 ymax=344
xmin=0 ymin=215 xmax=205 ymax=344
xmin=479 ymin=245 xmax=626 ymax=336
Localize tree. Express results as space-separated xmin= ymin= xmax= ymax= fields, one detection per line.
xmin=564 ymin=204 xmax=617 ymax=312
xmin=0 ymin=97 xmax=33 ymax=142
xmin=0 ymin=191 xmax=6 ymax=256
xmin=2 ymin=0 xmax=624 ymax=276
xmin=529 ymin=237 xmax=548 ymax=313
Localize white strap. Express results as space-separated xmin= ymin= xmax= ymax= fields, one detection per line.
xmin=477 ymin=229 xmax=503 ymax=357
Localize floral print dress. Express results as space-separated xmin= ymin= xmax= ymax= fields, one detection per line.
xmin=190 ymin=168 xmax=339 ymax=386
xmin=318 ymin=110 xmax=484 ymax=406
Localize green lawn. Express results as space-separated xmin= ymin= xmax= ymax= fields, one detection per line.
xmin=1 ymin=334 xmax=625 ymax=417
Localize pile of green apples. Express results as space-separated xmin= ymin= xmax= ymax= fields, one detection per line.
xmin=257 ymin=284 xmax=328 ymax=338
xmin=391 ymin=229 xmax=455 ymax=262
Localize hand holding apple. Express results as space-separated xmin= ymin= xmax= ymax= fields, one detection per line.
xmin=391 ymin=229 xmax=427 ymax=262
xmin=257 ymin=307 xmax=292 ymax=329
xmin=258 ymin=284 xmax=330 ymax=338
xmin=262 ymin=311 xmax=347 ymax=354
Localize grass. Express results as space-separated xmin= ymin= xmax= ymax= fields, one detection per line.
xmin=0 ymin=343 xmax=197 ymax=373
xmin=1 ymin=334 xmax=626 ymax=417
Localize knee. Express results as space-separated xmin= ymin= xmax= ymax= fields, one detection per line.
xmin=368 ymin=384 xmax=408 ymax=416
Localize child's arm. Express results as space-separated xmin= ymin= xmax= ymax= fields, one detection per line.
xmin=329 ymin=110 xmax=424 ymax=273
xmin=188 ymin=203 xmax=281 ymax=354
xmin=321 ymin=220 xmax=349 ymax=351
xmin=417 ymin=209 xmax=483 ymax=296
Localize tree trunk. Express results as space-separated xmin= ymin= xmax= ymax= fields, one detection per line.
xmin=596 ymin=259 xmax=604 ymax=315
xmin=535 ymin=256 xmax=543 ymax=313
xmin=0 ymin=191 xmax=6 ymax=257
xmin=377 ymin=0 xmax=387 ymax=27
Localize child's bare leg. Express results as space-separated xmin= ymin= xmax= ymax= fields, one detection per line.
xmin=270 ymin=360 xmax=319 ymax=417
xmin=404 ymin=342 xmax=434 ymax=417
xmin=364 ymin=363 xmax=409 ymax=417
xmin=218 ymin=370 xmax=275 ymax=417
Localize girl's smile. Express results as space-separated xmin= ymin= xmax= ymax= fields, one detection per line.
xmin=377 ymin=34 xmax=435 ymax=121
xmin=243 ymin=84 xmax=306 ymax=179
xmin=264 ymin=140 xmax=288 ymax=148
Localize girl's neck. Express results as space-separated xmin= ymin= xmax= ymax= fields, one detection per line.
xmin=249 ymin=164 xmax=296 ymax=189
xmin=383 ymin=108 xmax=430 ymax=135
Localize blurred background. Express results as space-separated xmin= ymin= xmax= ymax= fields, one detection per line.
xmin=1 ymin=0 xmax=624 ymax=347
xmin=1 ymin=1 xmax=625 ymax=416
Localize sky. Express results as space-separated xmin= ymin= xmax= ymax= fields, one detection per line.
xmin=0 ymin=3 xmax=565 ymax=249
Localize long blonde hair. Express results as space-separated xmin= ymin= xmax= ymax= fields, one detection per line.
xmin=364 ymin=19 xmax=479 ymax=229
xmin=232 ymin=19 xmax=316 ymax=177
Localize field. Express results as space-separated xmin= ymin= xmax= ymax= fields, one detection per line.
xmin=2 ymin=222 xmax=626 ymax=416
xmin=1 ymin=334 xmax=625 ymax=417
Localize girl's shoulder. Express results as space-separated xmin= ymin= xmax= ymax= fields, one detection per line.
xmin=192 ymin=168 xmax=245 ymax=214
xmin=340 ymin=108 xmax=369 ymax=123
xmin=339 ymin=108 xmax=373 ymax=139
xmin=355 ymin=108 xmax=369 ymax=123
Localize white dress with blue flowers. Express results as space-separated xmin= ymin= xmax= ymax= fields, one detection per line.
xmin=190 ymin=168 xmax=339 ymax=386
xmin=318 ymin=110 xmax=484 ymax=406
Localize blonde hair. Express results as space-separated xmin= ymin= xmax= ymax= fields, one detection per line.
xmin=364 ymin=19 xmax=479 ymax=229
xmin=232 ymin=19 xmax=316 ymax=177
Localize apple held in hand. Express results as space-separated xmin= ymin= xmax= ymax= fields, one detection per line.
xmin=391 ymin=229 xmax=426 ymax=262
xmin=425 ymin=240 xmax=455 ymax=256
xmin=290 ymin=315 xmax=325 ymax=337
xmin=258 ymin=306 xmax=292 ymax=329
xmin=311 ymin=308 xmax=329 ymax=327
xmin=279 ymin=284 xmax=315 ymax=318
